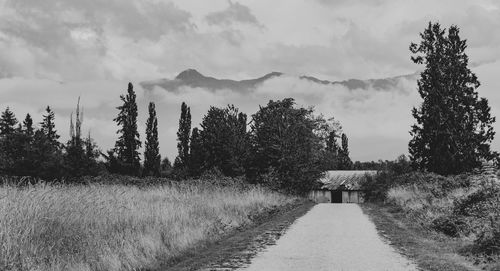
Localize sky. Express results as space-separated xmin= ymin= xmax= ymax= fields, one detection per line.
xmin=0 ymin=0 xmax=499 ymax=162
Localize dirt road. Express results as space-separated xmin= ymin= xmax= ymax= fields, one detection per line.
xmin=238 ymin=204 xmax=418 ymax=271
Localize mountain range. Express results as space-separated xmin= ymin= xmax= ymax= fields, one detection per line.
xmin=140 ymin=69 xmax=418 ymax=92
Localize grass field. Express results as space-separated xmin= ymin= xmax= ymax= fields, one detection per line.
xmin=0 ymin=180 xmax=296 ymax=271
xmin=362 ymin=203 xmax=480 ymax=271
xmin=382 ymin=172 xmax=500 ymax=270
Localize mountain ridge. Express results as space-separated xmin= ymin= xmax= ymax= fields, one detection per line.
xmin=140 ymin=69 xmax=418 ymax=92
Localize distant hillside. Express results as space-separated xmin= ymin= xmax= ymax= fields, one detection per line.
xmin=140 ymin=69 xmax=418 ymax=92
xmin=141 ymin=69 xmax=282 ymax=92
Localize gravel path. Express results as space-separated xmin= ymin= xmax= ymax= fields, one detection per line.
xmin=238 ymin=204 xmax=418 ymax=271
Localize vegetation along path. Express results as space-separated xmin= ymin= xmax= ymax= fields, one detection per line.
xmin=237 ymin=204 xmax=418 ymax=271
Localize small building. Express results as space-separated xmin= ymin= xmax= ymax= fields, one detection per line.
xmin=308 ymin=170 xmax=377 ymax=203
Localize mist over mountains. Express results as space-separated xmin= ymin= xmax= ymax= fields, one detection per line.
xmin=140 ymin=69 xmax=418 ymax=93
xmin=136 ymin=68 xmax=423 ymax=162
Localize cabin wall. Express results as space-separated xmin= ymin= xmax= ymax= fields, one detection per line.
xmin=308 ymin=190 xmax=332 ymax=203
xmin=308 ymin=190 xmax=365 ymax=203
xmin=342 ymin=191 xmax=364 ymax=203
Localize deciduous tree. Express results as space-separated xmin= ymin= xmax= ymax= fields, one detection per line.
xmin=198 ymin=105 xmax=247 ymax=176
xmin=247 ymin=98 xmax=324 ymax=194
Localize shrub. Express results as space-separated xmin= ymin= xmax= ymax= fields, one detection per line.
xmin=474 ymin=219 xmax=500 ymax=256
xmin=361 ymin=170 xmax=472 ymax=202
xmin=360 ymin=171 xmax=395 ymax=202
xmin=431 ymin=215 xmax=467 ymax=237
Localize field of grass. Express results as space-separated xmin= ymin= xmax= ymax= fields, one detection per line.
xmin=362 ymin=203 xmax=480 ymax=271
xmin=0 ymin=180 xmax=296 ymax=271
xmin=383 ymin=172 xmax=500 ymax=270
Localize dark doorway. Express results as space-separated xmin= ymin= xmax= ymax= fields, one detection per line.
xmin=331 ymin=190 xmax=342 ymax=203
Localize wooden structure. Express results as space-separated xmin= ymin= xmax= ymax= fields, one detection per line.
xmin=308 ymin=170 xmax=377 ymax=203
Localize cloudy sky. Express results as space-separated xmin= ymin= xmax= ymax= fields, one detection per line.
xmin=1 ymin=0 xmax=499 ymax=162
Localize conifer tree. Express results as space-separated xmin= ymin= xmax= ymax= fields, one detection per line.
xmin=324 ymin=130 xmax=340 ymax=170
xmin=40 ymin=106 xmax=60 ymax=146
xmin=23 ymin=114 xmax=34 ymax=137
xmin=338 ymin=133 xmax=352 ymax=169
xmin=409 ymin=22 xmax=497 ymax=174
xmin=83 ymin=132 xmax=101 ymax=175
xmin=174 ymin=102 xmax=191 ymax=171
xmin=144 ymin=102 xmax=161 ymax=176
xmin=188 ymin=127 xmax=203 ymax=177
xmin=0 ymin=108 xmax=18 ymax=174
xmin=64 ymin=98 xmax=88 ymax=178
xmin=113 ymin=83 xmax=141 ymax=175
xmin=0 ymin=107 xmax=18 ymax=135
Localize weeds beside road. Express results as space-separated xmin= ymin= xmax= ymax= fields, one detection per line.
xmin=362 ymin=170 xmax=500 ymax=271
xmin=362 ymin=203 xmax=480 ymax=271
xmin=0 ymin=179 xmax=296 ymax=271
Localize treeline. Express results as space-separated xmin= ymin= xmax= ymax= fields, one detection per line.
xmin=0 ymin=103 xmax=102 ymax=180
xmin=169 ymin=98 xmax=352 ymax=193
xmin=0 ymin=83 xmax=352 ymax=193
xmin=352 ymin=155 xmax=411 ymax=172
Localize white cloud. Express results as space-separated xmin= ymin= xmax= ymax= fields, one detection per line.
xmin=205 ymin=1 xmax=261 ymax=27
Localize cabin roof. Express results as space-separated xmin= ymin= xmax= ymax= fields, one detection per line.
xmin=318 ymin=170 xmax=377 ymax=190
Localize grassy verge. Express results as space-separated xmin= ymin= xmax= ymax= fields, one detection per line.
xmin=361 ymin=203 xmax=481 ymax=271
xmin=0 ymin=181 xmax=297 ymax=271
xmin=161 ymin=200 xmax=314 ymax=271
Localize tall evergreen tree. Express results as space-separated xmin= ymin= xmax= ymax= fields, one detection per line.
xmin=323 ymin=130 xmax=340 ymax=170
xmin=174 ymin=102 xmax=191 ymax=171
xmin=64 ymin=98 xmax=100 ymax=178
xmin=409 ymin=22 xmax=497 ymax=175
xmin=144 ymin=102 xmax=161 ymax=176
xmin=188 ymin=127 xmax=203 ymax=177
xmin=112 ymin=83 xmax=142 ymax=175
xmin=83 ymin=132 xmax=101 ymax=175
xmin=338 ymin=133 xmax=353 ymax=169
xmin=40 ymin=106 xmax=60 ymax=146
xmin=0 ymin=108 xmax=19 ymax=174
xmin=23 ymin=114 xmax=34 ymax=137
xmin=31 ymin=128 xmax=64 ymax=179
xmin=0 ymin=107 xmax=18 ymax=135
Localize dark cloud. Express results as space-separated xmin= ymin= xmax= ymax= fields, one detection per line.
xmin=2 ymin=0 xmax=193 ymax=45
xmin=205 ymin=1 xmax=261 ymax=27
xmin=0 ymin=0 xmax=194 ymax=80
xmin=315 ymin=0 xmax=388 ymax=7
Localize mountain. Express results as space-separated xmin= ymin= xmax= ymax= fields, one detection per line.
xmin=300 ymin=73 xmax=418 ymax=90
xmin=140 ymin=69 xmax=418 ymax=92
xmin=141 ymin=69 xmax=282 ymax=92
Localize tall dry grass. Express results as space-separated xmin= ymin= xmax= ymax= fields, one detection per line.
xmin=387 ymin=184 xmax=476 ymax=222
xmin=0 ymin=181 xmax=295 ymax=271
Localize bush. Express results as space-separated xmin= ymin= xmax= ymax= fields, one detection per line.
xmin=474 ymin=220 xmax=500 ymax=256
xmin=453 ymin=184 xmax=499 ymax=218
xmin=431 ymin=215 xmax=467 ymax=237
xmin=360 ymin=171 xmax=395 ymax=202
xmin=361 ymin=170 xmax=472 ymax=202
